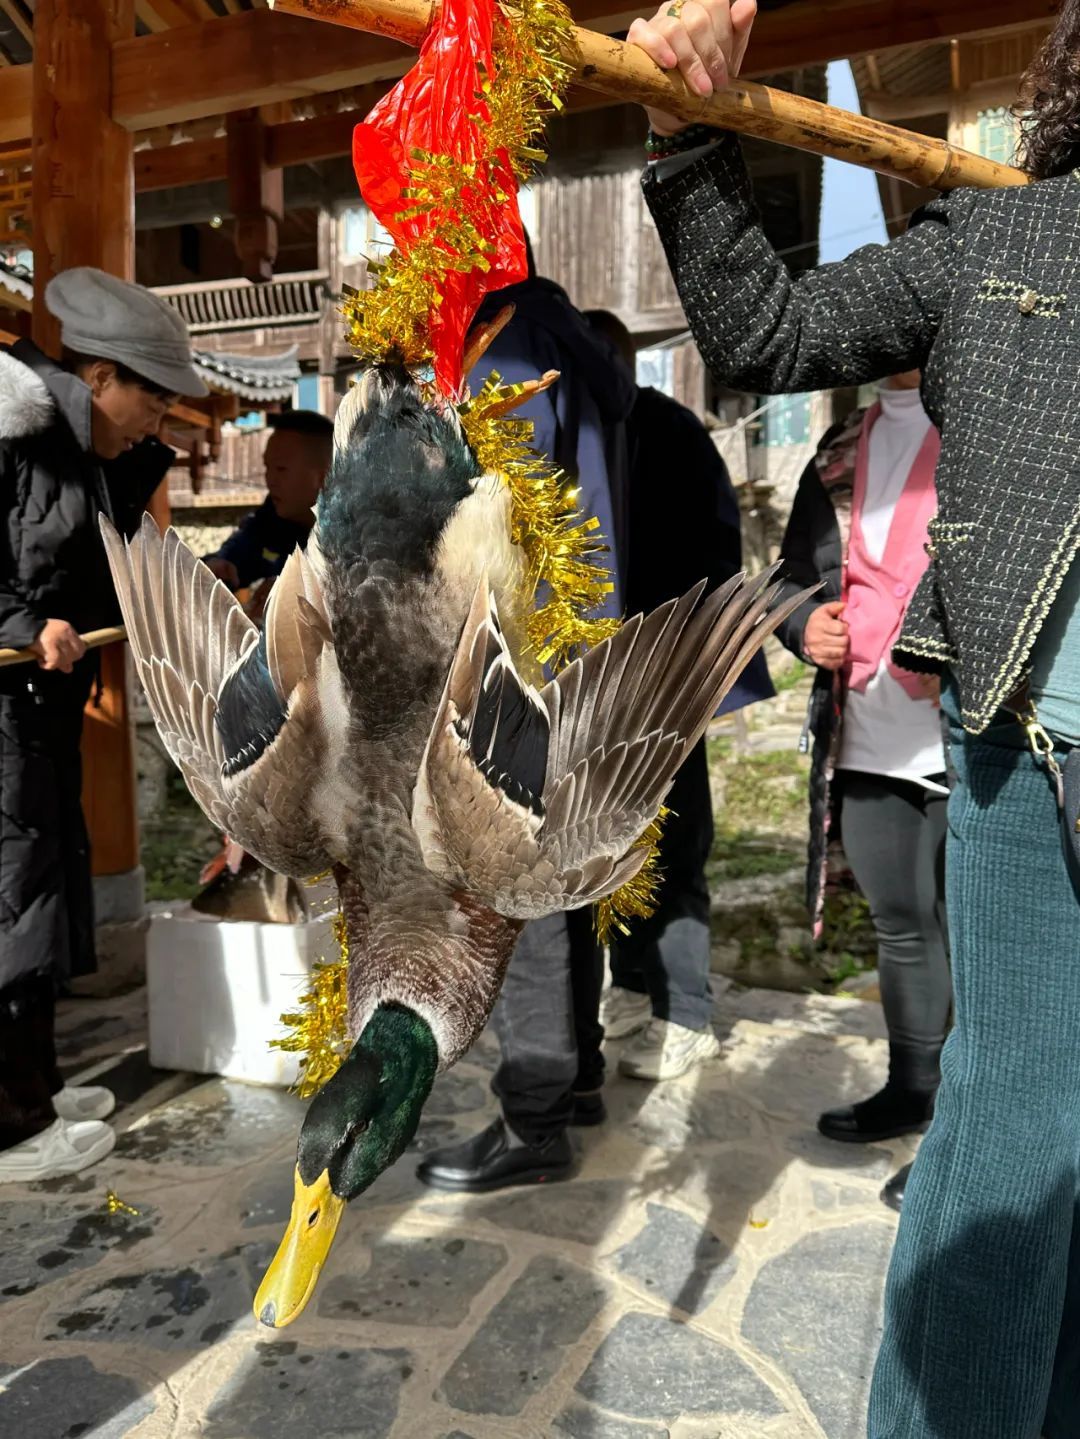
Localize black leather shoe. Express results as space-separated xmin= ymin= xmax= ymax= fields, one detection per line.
xmin=570 ymin=1090 xmax=606 ymax=1127
xmin=882 ymin=1162 xmax=912 ymax=1213
xmin=416 ymin=1119 xmax=574 ymax=1193
xmin=818 ymin=1084 xmax=935 ymax=1144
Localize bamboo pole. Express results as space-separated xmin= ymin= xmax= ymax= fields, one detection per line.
xmin=0 ymin=626 xmax=126 ymax=668
xmin=266 ymin=0 xmax=1028 ymax=191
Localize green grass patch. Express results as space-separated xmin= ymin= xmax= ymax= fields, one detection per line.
xmin=771 ymin=657 xmax=809 ymax=694
xmin=708 ymin=827 xmax=803 ymax=883
xmin=706 ymin=743 xmax=809 ymax=883
xmin=708 ymin=740 xmax=809 ymax=836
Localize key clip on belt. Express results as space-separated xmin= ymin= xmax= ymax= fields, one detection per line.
xmin=1014 ymin=699 xmax=1065 ymax=812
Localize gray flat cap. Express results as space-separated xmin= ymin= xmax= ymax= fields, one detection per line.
xmin=45 ymin=267 xmax=208 ymax=398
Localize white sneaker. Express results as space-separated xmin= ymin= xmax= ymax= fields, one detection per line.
xmin=599 ymin=986 xmax=652 ymax=1040
xmin=0 ymin=1118 xmax=115 ymax=1183
xmin=618 ymin=1018 xmax=722 ymax=1081
xmin=53 ymin=1085 xmax=116 ymax=1122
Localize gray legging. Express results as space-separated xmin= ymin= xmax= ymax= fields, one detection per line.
xmin=836 ymin=770 xmax=951 ymax=1088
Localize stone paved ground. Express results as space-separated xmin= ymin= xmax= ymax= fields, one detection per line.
xmin=0 ymin=974 xmax=919 ymax=1439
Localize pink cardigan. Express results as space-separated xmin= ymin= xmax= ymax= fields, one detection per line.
xmin=844 ymin=402 xmax=940 ymax=701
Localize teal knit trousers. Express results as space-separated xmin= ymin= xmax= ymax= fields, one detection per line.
xmin=868 ymin=703 xmax=1080 ymax=1437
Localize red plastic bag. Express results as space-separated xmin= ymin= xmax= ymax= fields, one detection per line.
xmin=352 ymin=0 xmax=528 ymax=395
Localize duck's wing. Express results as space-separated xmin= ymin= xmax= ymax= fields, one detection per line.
xmin=413 ymin=570 xmax=814 ymax=919
xmin=101 ymin=514 xmax=335 ymax=878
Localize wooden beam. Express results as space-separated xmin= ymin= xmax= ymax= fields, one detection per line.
xmin=0 ymin=62 xmax=29 ymax=145
xmin=740 ymin=0 xmax=1056 ymax=78
xmin=0 ymin=0 xmax=1059 ymax=153
xmin=0 ymin=282 xmax=29 ymax=311
xmin=266 ymin=95 xmax=377 ymax=168
xmin=134 ymin=134 xmax=226 ymax=190
xmin=112 ymin=8 xmax=411 ymax=129
xmin=169 ymin=399 xmax=213 ymax=427
xmin=263 ymin=78 xmax=614 ymax=167
xmin=129 ymin=76 xmax=624 ymax=192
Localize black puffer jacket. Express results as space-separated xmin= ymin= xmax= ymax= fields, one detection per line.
xmin=0 ymin=340 xmax=173 ymax=992
xmin=0 ymin=340 xmax=172 ymax=655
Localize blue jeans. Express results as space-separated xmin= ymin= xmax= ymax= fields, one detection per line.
xmin=868 ymin=695 xmax=1080 ymax=1436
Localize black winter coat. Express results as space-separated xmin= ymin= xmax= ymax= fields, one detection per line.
xmin=0 ymin=341 xmax=173 ymax=992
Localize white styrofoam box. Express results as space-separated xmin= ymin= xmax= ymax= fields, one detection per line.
xmin=147 ymin=903 xmax=339 ymax=1087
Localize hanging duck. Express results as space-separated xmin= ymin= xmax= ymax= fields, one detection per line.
xmin=101 ymin=0 xmax=813 ymax=1329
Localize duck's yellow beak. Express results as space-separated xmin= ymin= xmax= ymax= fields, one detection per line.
xmin=253 ymin=1168 xmax=345 ymax=1329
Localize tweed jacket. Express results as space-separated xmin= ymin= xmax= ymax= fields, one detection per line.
xmin=643 ymin=133 xmax=1080 ymax=734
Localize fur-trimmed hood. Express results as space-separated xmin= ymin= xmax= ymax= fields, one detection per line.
xmin=0 ymin=348 xmax=54 ymax=441
xmin=0 ymin=339 xmax=175 ymax=659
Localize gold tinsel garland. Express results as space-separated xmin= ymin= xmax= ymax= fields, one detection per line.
xmin=271 ymin=913 xmax=351 ymax=1099
xmin=274 ymin=0 xmax=667 ymax=1096
xmin=458 ymin=375 xmax=620 ymax=668
xmin=595 ymin=807 xmax=670 ymax=941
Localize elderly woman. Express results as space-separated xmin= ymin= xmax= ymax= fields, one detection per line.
xmin=0 ymin=268 xmax=205 ymax=1183
xmin=627 ymin=1 xmax=1080 ymax=1434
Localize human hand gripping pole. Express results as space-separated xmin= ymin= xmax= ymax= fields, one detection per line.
xmin=0 ymin=625 xmax=125 ymax=671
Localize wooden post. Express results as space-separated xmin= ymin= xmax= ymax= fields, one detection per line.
xmin=32 ymin=0 xmax=144 ymax=901
xmin=31 ymin=0 xmax=136 ymax=347
xmin=227 ymin=107 xmax=284 ymax=282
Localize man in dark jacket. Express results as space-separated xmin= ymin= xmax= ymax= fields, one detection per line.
xmin=0 ymin=267 xmax=206 ymax=1184
xmin=417 ymin=291 xmax=772 ymax=1191
xmin=586 ymin=310 xmax=773 ymax=1083
xmin=416 ymin=247 xmax=635 ymax=1193
xmin=203 ymin=410 xmax=333 ymax=593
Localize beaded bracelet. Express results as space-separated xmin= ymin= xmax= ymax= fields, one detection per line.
xmin=644 ymin=123 xmax=722 ymax=160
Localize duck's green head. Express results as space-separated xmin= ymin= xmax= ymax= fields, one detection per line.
xmin=254 ymin=1003 xmax=438 ymax=1328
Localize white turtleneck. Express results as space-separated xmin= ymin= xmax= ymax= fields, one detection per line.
xmin=860 ymin=386 xmax=932 ymax=563
xmin=837 ymin=385 xmax=948 ymax=788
